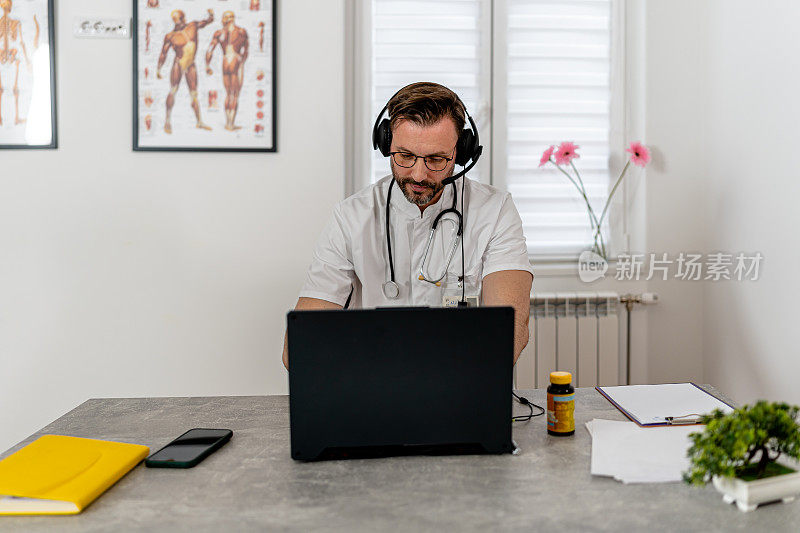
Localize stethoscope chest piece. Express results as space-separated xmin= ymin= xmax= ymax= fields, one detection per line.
xmin=382 ymin=280 xmax=400 ymax=299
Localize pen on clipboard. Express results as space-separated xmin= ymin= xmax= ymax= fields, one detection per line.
xmin=664 ymin=414 xmax=703 ymax=425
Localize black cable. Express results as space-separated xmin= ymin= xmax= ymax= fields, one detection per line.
xmin=512 ymin=391 xmax=545 ymax=422
xmin=385 ymin=179 xmax=395 ymax=283
xmin=445 ymin=178 xmax=468 ymax=307
xmin=460 ymin=175 xmax=466 ymax=303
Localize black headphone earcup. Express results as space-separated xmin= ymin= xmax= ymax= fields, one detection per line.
xmin=373 ymin=119 xmax=393 ymax=157
xmin=455 ymin=129 xmax=477 ymax=167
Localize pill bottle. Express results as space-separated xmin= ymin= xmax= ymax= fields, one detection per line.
xmin=547 ymin=371 xmax=575 ymax=436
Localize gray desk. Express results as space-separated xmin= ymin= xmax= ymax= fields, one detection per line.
xmin=0 ymin=388 xmax=797 ymax=532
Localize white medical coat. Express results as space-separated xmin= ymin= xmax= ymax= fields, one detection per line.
xmin=299 ymin=175 xmax=533 ymax=308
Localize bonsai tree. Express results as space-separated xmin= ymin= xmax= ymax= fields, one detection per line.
xmin=684 ymin=401 xmax=800 ymax=485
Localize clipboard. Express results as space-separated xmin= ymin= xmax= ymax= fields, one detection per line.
xmin=595 ymin=383 xmax=735 ymax=427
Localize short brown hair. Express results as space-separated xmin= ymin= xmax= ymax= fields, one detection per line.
xmin=387 ymin=82 xmax=466 ymax=135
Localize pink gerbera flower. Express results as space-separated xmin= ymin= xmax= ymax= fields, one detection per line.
xmin=626 ymin=141 xmax=650 ymax=167
xmin=554 ymin=142 xmax=580 ymax=165
xmin=539 ymin=145 xmax=555 ymax=167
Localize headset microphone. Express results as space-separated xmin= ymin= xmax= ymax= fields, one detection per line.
xmin=441 ymin=145 xmax=483 ymax=186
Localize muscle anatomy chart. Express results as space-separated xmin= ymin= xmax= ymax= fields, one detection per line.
xmin=135 ymin=0 xmax=274 ymax=151
xmin=0 ymin=0 xmax=54 ymax=147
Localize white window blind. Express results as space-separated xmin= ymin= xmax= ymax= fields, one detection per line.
xmin=504 ymin=0 xmax=612 ymax=257
xmin=359 ymin=0 xmax=616 ymax=259
xmin=370 ymin=0 xmax=486 ymax=185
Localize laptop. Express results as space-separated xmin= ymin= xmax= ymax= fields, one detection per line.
xmin=288 ymin=306 xmax=515 ymax=460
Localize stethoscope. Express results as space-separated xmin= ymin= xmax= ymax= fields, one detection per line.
xmin=382 ymin=178 xmax=464 ymax=299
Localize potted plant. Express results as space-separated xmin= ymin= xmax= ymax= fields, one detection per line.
xmin=683 ymin=401 xmax=800 ymax=512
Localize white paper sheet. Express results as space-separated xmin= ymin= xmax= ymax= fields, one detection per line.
xmin=598 ymin=383 xmax=733 ymax=426
xmin=587 ymin=418 xmax=701 ymax=484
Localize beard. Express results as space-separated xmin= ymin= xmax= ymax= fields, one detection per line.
xmin=391 ymin=165 xmax=453 ymax=207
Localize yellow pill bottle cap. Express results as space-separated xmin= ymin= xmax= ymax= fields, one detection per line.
xmin=549 ymin=371 xmax=572 ymax=385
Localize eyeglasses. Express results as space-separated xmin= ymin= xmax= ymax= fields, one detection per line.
xmin=389 ymin=148 xmax=454 ymax=172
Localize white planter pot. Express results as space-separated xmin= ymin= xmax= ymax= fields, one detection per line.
xmin=713 ymin=470 xmax=800 ymax=512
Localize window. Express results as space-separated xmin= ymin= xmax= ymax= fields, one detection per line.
xmin=348 ymin=0 xmax=624 ymax=261
xmin=361 ymin=0 xmax=490 ymax=185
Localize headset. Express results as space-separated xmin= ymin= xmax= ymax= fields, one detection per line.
xmin=372 ymin=85 xmax=483 ymax=182
xmin=372 ymin=83 xmax=483 ymax=302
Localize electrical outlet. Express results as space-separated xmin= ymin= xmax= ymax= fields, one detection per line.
xmin=74 ymin=17 xmax=130 ymax=39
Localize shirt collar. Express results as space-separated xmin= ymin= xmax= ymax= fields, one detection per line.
xmin=384 ymin=175 xmax=456 ymax=220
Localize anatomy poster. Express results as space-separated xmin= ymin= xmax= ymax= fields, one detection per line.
xmin=134 ymin=0 xmax=275 ymax=151
xmin=0 ymin=0 xmax=56 ymax=149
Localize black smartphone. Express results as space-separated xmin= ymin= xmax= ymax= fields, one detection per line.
xmin=145 ymin=428 xmax=233 ymax=468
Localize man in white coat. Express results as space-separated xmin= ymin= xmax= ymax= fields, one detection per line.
xmin=283 ymin=82 xmax=533 ymax=368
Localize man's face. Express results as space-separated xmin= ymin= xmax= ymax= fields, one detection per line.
xmin=222 ymin=11 xmax=235 ymax=26
xmin=1 ymin=1 xmax=11 ymax=15
xmin=390 ymin=118 xmax=459 ymax=208
xmin=171 ymin=10 xmax=185 ymax=25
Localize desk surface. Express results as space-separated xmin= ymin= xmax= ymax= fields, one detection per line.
xmin=1 ymin=388 xmax=797 ymax=532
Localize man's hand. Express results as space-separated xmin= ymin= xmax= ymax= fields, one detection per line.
xmin=282 ymin=297 xmax=343 ymax=370
xmin=481 ymin=270 xmax=533 ymax=363
xmin=156 ymin=70 xmax=163 ymax=79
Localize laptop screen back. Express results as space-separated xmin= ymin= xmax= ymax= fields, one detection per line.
xmin=288 ymin=306 xmax=514 ymax=460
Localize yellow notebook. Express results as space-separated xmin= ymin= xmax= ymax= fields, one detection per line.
xmin=0 ymin=435 xmax=149 ymax=515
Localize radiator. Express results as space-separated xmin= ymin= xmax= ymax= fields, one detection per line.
xmin=515 ymin=292 xmax=621 ymax=389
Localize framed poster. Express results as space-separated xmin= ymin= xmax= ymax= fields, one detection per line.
xmin=0 ymin=0 xmax=57 ymax=149
xmin=133 ymin=0 xmax=276 ymax=152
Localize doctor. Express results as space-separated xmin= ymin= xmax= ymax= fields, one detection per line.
xmin=282 ymin=82 xmax=533 ymax=368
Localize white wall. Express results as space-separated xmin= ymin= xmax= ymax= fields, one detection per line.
xmin=633 ymin=0 xmax=800 ymax=405
xmin=0 ymin=0 xmax=345 ymax=452
xmin=702 ymin=0 xmax=800 ymax=405
xmin=641 ymin=0 xmax=707 ymax=384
